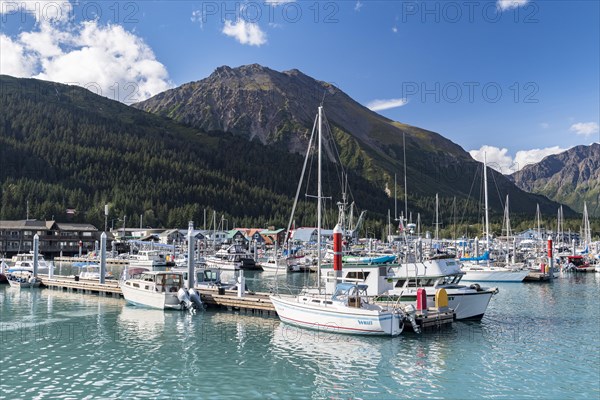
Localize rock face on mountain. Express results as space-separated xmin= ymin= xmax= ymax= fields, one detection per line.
xmin=134 ymin=64 xmax=567 ymax=215
xmin=511 ymin=143 xmax=600 ymax=216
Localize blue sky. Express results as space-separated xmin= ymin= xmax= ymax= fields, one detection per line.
xmin=1 ymin=0 xmax=598 ymax=172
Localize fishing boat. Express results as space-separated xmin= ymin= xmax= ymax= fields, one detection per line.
xmin=6 ymin=269 xmax=41 ymax=288
xmin=120 ymin=270 xmax=202 ymax=311
xmin=270 ymin=106 xmax=406 ymax=336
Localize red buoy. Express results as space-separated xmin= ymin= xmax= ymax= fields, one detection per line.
xmin=547 ymin=236 xmax=553 ymax=258
xmin=333 ymin=224 xmax=342 ymax=276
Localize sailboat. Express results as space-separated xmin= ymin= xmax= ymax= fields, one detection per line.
xmin=461 ymin=154 xmax=529 ymax=282
xmin=269 ymin=106 xmax=406 ymax=336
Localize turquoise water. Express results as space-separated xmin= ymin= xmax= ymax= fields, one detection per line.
xmin=1 ymin=273 xmax=599 ymax=399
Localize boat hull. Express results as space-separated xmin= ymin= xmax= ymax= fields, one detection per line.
xmin=461 ymin=268 xmax=529 ymax=282
xmin=381 ymin=288 xmax=495 ymax=320
xmin=270 ymin=295 xmax=403 ymax=336
xmin=121 ymin=283 xmax=182 ymax=310
xmin=8 ymin=279 xmax=41 ymax=288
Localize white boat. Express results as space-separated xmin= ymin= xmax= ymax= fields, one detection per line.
xmin=171 ymin=267 xmax=239 ymax=291
xmin=256 ymin=256 xmax=289 ymax=273
xmin=78 ymin=264 xmax=114 ymax=280
xmin=271 ymin=282 xmax=404 ymax=336
xmin=128 ymin=250 xmax=169 ymax=270
xmin=270 ymin=106 xmax=406 ymax=337
xmin=460 ymin=265 xmax=529 ymax=282
xmin=205 ymin=244 xmax=255 ymax=271
xmin=10 ymin=253 xmax=49 ymax=273
xmin=6 ymin=269 xmax=41 ymax=288
xmin=120 ymin=271 xmax=202 ymax=311
xmin=322 ymin=256 xmax=497 ymax=320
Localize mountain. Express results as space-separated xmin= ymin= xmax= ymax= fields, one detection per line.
xmin=510 ymin=143 xmax=600 ymax=217
xmin=0 ymin=74 xmax=394 ymax=229
xmin=134 ymin=64 xmax=568 ymax=216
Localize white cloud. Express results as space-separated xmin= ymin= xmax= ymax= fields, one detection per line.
xmin=366 ymin=98 xmax=408 ymax=111
xmin=513 ymin=146 xmax=568 ymax=169
xmin=539 ymin=122 xmax=549 ymax=129
xmin=570 ymin=122 xmax=599 ymax=137
xmin=392 ymin=27 xmax=398 ymax=33
xmin=470 ymin=145 xmax=568 ymax=174
xmin=470 ymin=146 xmax=515 ymax=174
xmin=354 ymin=1 xmax=363 ymax=11
xmin=0 ymin=34 xmax=36 ymax=77
xmin=0 ymin=19 xmax=172 ymax=104
xmin=497 ymin=0 xmax=528 ymax=11
xmin=222 ymin=19 xmax=267 ymax=46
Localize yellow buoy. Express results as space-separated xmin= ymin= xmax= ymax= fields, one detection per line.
xmin=435 ymin=288 xmax=449 ymax=311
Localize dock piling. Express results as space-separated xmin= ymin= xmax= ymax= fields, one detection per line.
xmin=100 ymin=232 xmax=107 ymax=284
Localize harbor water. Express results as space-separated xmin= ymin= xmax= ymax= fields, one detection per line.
xmin=1 ymin=272 xmax=599 ymax=399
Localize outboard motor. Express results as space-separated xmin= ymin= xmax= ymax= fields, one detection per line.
xmin=177 ymin=288 xmax=193 ymax=312
xmin=188 ymin=288 xmax=203 ymax=310
xmin=403 ymin=304 xmax=421 ymax=334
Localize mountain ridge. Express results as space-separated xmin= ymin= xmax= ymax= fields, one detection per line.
xmin=510 ymin=143 xmax=600 ymax=217
xmin=133 ymin=64 xmax=569 ymax=215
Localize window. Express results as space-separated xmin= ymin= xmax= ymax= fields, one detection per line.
xmin=347 ymin=271 xmax=370 ymax=280
xmin=82 ymin=232 xmax=93 ymax=237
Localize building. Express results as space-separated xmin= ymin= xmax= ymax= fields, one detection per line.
xmin=0 ymin=220 xmax=102 ymax=257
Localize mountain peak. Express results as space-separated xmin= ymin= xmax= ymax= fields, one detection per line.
xmin=511 ymin=143 xmax=600 ymax=216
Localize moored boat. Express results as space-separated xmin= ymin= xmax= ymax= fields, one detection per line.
xmin=120 ymin=271 xmax=202 ymax=311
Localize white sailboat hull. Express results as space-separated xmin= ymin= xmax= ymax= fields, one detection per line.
xmin=270 ymin=295 xmax=403 ymax=336
xmin=461 ymin=267 xmax=529 ymax=282
xmin=205 ymin=257 xmax=241 ymax=271
xmin=121 ymin=283 xmax=182 ymax=310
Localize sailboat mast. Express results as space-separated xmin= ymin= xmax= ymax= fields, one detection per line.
xmin=435 ymin=193 xmax=439 ymax=241
xmin=483 ymin=154 xmax=490 ymax=257
xmin=394 ymin=174 xmax=397 ymax=221
xmin=317 ymin=106 xmax=323 ymax=289
xmin=403 ymin=132 xmax=408 ymax=221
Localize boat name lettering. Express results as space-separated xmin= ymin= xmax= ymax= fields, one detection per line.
xmin=357 ymin=320 xmax=373 ymax=325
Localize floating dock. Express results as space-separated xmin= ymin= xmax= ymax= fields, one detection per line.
xmin=54 ymin=256 xmax=129 ymax=266
xmin=32 ymin=276 xmax=453 ymax=330
xmin=524 ymin=272 xmax=554 ymax=282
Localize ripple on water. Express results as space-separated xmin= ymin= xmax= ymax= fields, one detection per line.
xmin=1 ymin=275 xmax=599 ymax=399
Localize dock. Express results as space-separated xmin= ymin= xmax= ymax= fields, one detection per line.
xmin=54 ymin=256 xmax=129 ymax=266
xmin=524 ymin=271 xmax=554 ymax=282
xmin=38 ymin=276 xmax=277 ymax=315
xmin=408 ymin=309 xmax=455 ymax=332
xmin=33 ymin=276 xmax=453 ymax=331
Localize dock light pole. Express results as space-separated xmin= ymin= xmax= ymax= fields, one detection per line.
xmin=33 ymin=234 xmax=39 ymax=277
xmin=187 ymin=221 xmax=195 ymax=290
xmin=100 ymin=232 xmax=107 ymax=284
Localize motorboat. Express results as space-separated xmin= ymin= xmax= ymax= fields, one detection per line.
xmin=120 ymin=270 xmax=202 ymax=312
xmin=128 ymin=250 xmax=169 ymax=270
xmin=10 ymin=253 xmax=49 ymax=273
xmin=6 ymin=269 xmax=41 ymax=288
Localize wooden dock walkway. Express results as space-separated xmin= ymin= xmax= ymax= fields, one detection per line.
xmin=35 ymin=276 xmax=453 ymax=330
xmin=54 ymin=257 xmax=129 ymax=266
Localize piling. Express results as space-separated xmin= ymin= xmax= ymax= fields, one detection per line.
xmin=187 ymin=221 xmax=195 ymax=290
xmin=100 ymin=232 xmax=107 ymax=284
xmin=548 ymin=236 xmax=554 ymax=279
xmin=33 ymin=234 xmax=40 ymax=277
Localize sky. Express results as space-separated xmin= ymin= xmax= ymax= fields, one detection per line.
xmin=1 ymin=0 xmax=599 ymax=174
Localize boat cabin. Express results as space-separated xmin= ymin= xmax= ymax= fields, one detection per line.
xmin=332 ymin=283 xmax=370 ymax=308
xmin=125 ymin=272 xmax=183 ymax=293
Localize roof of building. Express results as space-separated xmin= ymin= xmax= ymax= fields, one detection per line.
xmin=0 ymin=220 xmax=97 ymax=231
